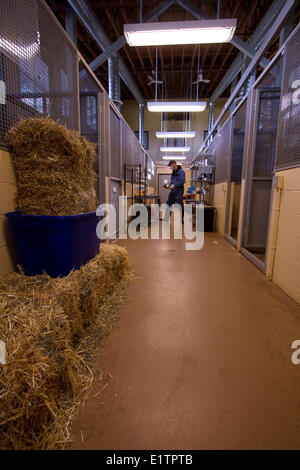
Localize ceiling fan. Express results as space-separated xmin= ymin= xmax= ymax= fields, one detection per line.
xmin=147 ymin=70 xmax=163 ymax=86
xmin=193 ymin=69 xmax=211 ymax=84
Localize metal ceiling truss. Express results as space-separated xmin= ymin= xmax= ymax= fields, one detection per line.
xmin=88 ymin=0 xmax=175 ymax=71
xmin=194 ymin=0 xmax=296 ymax=160
xmin=67 ymin=0 xmax=145 ymax=103
xmin=68 ymin=0 xmax=175 ymax=103
xmin=176 ymin=0 xmax=270 ymax=68
xmin=68 ymin=0 xmax=296 ymax=109
xmin=210 ymin=0 xmax=291 ymax=103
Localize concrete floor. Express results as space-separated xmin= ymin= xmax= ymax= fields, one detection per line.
xmin=70 ymin=233 xmax=300 ymax=450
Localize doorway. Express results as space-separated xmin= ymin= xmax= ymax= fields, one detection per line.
xmin=158 ymin=173 xmax=171 ymax=205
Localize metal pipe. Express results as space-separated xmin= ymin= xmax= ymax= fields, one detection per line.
xmin=217 ymin=0 xmax=221 ymax=19
xmin=279 ymin=10 xmax=294 ymax=46
xmin=139 ymin=104 xmax=144 ymax=146
xmin=108 ymin=54 xmax=121 ymax=109
xmin=208 ymin=102 xmax=215 ymax=132
xmin=65 ymin=4 xmax=77 ymax=46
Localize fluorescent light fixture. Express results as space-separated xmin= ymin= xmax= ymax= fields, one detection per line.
xmin=147 ymin=101 xmax=206 ymax=112
xmin=162 ymin=156 xmax=187 ymax=160
xmin=124 ymin=19 xmax=236 ymax=46
xmin=160 ymin=147 xmax=190 ymax=152
xmin=156 ymin=131 xmax=196 ymax=139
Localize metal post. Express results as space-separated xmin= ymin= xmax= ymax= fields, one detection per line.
xmin=65 ymin=4 xmax=77 ymax=46
xmin=279 ymin=10 xmax=294 ymax=46
xmin=230 ymin=76 xmax=238 ymax=113
xmin=139 ymin=103 xmax=144 ymax=146
xmin=108 ymin=54 xmax=122 ymax=110
xmin=217 ymin=0 xmax=221 ymax=19
xmin=208 ymin=102 xmax=215 ymax=132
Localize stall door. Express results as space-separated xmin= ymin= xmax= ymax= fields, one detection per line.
xmin=158 ymin=174 xmax=171 ymax=205
xmin=225 ymin=100 xmax=247 ymax=245
xmin=242 ymin=89 xmax=280 ymax=269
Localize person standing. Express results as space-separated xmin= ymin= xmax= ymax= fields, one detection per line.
xmin=161 ymin=160 xmax=186 ymax=222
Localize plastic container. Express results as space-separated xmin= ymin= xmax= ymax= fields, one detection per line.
xmin=5 ymin=212 xmax=101 ymax=277
xmin=204 ymin=206 xmax=215 ymax=232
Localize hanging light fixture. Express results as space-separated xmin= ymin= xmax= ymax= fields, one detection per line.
xmin=156 ymin=131 xmax=196 ymax=138
xmin=160 ymin=147 xmax=190 ymax=152
xmin=162 ymin=156 xmax=187 ymax=160
xmin=148 ymin=101 xmax=206 ymax=112
xmin=124 ymin=19 xmax=236 ymax=47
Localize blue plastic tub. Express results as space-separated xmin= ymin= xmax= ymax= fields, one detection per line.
xmin=5 ymin=212 xmax=101 ymax=277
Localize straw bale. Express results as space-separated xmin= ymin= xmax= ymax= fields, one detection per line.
xmin=0 ymin=244 xmax=132 ymax=449
xmin=6 ymin=117 xmax=97 ymax=216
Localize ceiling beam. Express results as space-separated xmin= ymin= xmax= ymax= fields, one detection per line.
xmin=203 ymin=0 xmax=258 ymax=97
xmin=118 ymin=5 xmax=150 ymax=99
xmin=87 ymin=0 xmax=175 ymax=71
xmin=67 ymin=0 xmax=144 ymax=103
xmin=210 ymin=0 xmax=288 ymax=102
xmin=176 ymin=0 xmax=269 ymax=68
xmin=196 ymin=0 xmax=296 ymax=158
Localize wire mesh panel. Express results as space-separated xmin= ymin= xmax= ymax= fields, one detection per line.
xmin=146 ymin=154 xmax=155 ymax=188
xmin=214 ymin=118 xmax=232 ymax=183
xmin=231 ymin=101 xmax=247 ymax=182
xmin=78 ymin=59 xmax=104 ymax=200
xmin=121 ymin=121 xmax=134 ymax=166
xmin=274 ymin=24 xmax=300 ymax=170
xmin=139 ymin=148 xmax=145 ymax=168
xmin=253 ymin=90 xmax=281 ymax=177
xmin=79 ymin=60 xmax=101 ymax=144
xmin=133 ymin=136 xmax=140 ymax=166
xmin=0 ymin=0 xmax=79 ymax=142
xmin=110 ymin=106 xmax=121 ymax=179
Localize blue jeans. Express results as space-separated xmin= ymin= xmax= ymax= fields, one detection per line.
xmin=164 ymin=186 xmax=184 ymax=221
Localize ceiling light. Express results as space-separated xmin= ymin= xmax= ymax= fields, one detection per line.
xmin=124 ymin=19 xmax=236 ymax=47
xmin=160 ymin=147 xmax=190 ymax=152
xmin=162 ymin=156 xmax=187 ymax=160
xmin=156 ymin=131 xmax=196 ymax=138
xmin=148 ymin=101 xmax=206 ymax=112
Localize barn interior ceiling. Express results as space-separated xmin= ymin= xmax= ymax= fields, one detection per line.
xmin=46 ymin=0 xmax=299 ymax=100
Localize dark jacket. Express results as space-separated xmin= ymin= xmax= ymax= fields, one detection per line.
xmin=171 ymin=165 xmax=186 ymax=188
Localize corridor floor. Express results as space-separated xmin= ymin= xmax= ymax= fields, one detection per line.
xmin=70 ymin=233 xmax=300 ymax=450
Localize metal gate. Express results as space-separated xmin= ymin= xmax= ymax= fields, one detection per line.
xmin=241 ymin=76 xmax=281 ymax=271
xmin=224 ymin=98 xmax=247 ymax=246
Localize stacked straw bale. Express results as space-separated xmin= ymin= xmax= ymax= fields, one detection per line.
xmin=0 ymin=244 xmax=131 ymax=450
xmin=6 ymin=117 xmax=97 ymax=215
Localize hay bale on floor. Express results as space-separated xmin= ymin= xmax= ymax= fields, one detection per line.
xmin=6 ymin=117 xmax=97 ymax=216
xmin=0 ymin=244 xmax=131 ymax=450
